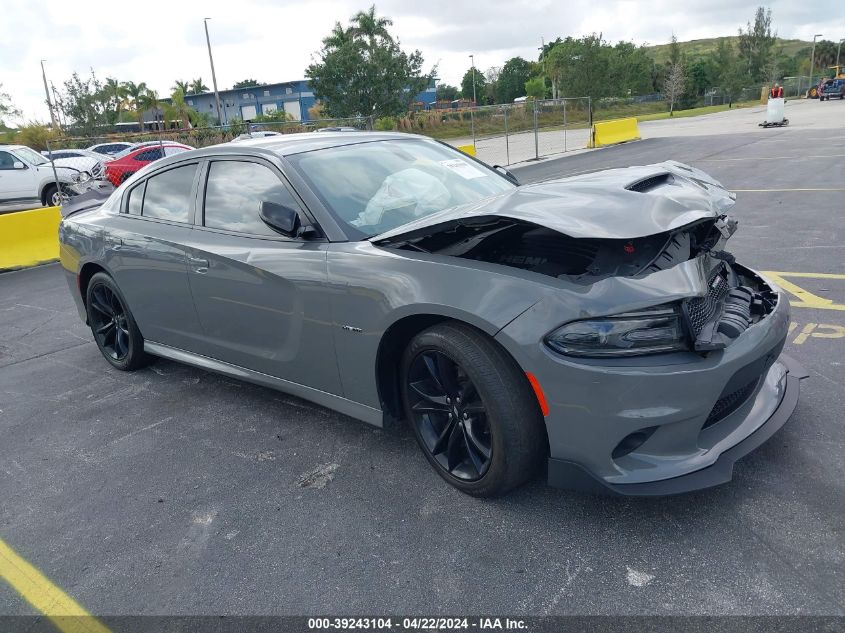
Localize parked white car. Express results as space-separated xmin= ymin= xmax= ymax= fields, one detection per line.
xmin=41 ymin=148 xmax=111 ymax=180
xmin=0 ymin=144 xmax=91 ymax=206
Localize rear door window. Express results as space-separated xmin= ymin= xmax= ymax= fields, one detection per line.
xmin=126 ymin=182 xmax=145 ymax=215
xmin=141 ymin=164 xmax=197 ymax=223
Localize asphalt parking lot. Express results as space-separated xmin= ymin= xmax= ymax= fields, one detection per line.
xmin=1 ymin=106 xmax=844 ymax=619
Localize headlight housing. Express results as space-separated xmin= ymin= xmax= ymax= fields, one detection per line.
xmin=545 ymin=304 xmax=687 ymax=358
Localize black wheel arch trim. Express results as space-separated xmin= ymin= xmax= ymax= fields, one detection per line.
xmin=547 ymin=354 xmax=807 ymax=496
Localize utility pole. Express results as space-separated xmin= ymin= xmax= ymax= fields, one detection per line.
xmin=539 ymin=36 xmax=548 ymax=99
xmin=837 ymin=38 xmax=844 ymax=67
xmin=204 ymin=18 xmax=225 ymax=125
xmin=809 ymin=34 xmax=823 ymax=97
xmin=40 ymin=60 xmax=58 ymax=129
xmin=469 ymin=53 xmax=477 ymax=149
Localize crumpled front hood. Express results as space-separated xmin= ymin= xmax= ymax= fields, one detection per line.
xmin=373 ymin=161 xmax=736 ymax=243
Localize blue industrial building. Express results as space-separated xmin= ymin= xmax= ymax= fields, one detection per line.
xmin=182 ymin=79 xmax=437 ymax=123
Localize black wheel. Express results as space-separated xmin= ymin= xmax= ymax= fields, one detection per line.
xmin=400 ymin=322 xmax=546 ymax=497
xmin=42 ymin=183 xmax=66 ymax=207
xmin=85 ymin=272 xmax=151 ymax=371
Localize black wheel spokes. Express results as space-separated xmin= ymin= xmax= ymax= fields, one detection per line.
xmin=408 ymin=350 xmax=492 ymax=481
xmin=90 ymin=284 xmax=129 ymax=361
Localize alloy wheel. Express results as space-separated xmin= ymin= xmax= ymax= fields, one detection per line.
xmin=407 ymin=350 xmax=492 ymax=481
xmin=89 ymin=283 xmax=131 ymax=361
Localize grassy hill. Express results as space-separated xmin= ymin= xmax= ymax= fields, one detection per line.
xmin=644 ymin=36 xmax=811 ymax=63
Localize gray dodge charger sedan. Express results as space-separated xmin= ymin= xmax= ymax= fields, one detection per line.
xmin=59 ymin=132 xmax=805 ymax=497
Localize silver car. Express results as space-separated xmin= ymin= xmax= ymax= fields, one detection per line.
xmin=58 ymin=132 xmax=804 ymax=497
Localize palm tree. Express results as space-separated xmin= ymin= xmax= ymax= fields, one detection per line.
xmin=350 ymin=5 xmax=392 ymax=46
xmin=101 ymin=77 xmax=127 ymax=124
xmin=188 ymin=78 xmax=209 ymax=95
xmin=172 ymin=79 xmax=190 ymax=95
xmin=122 ymin=81 xmax=148 ymax=130
xmin=166 ymin=89 xmax=193 ymax=129
xmin=139 ymin=89 xmax=161 ymax=130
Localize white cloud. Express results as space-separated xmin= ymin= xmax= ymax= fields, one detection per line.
xmin=2 ymin=0 xmax=842 ymax=122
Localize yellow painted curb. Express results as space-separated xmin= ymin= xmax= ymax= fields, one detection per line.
xmin=0 ymin=206 xmax=62 ymax=271
xmin=590 ymin=117 xmax=641 ymax=148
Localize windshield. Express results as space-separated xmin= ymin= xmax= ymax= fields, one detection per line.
xmin=286 ymin=139 xmax=515 ymax=238
xmin=14 ymin=146 xmax=49 ymax=166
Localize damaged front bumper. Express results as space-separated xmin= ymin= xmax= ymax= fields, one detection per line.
xmin=547 ymin=353 xmax=807 ymax=495
xmin=495 ymin=257 xmax=805 ymax=496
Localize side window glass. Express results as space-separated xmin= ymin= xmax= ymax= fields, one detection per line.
xmin=0 ymin=151 xmax=16 ymax=169
xmin=141 ymin=164 xmax=197 ymax=223
xmin=203 ymin=160 xmax=298 ymax=236
xmin=126 ymin=182 xmax=145 ymax=215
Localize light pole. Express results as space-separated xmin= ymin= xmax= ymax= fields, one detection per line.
xmin=808 ymin=34 xmax=823 ymax=97
xmin=40 ymin=60 xmax=58 ymax=129
xmin=469 ymin=54 xmax=477 ymax=149
xmin=204 ymin=18 xmax=226 ymax=125
xmin=837 ymin=38 xmax=844 ymax=67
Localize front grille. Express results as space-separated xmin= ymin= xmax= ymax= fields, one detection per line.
xmin=686 ymin=265 xmax=730 ymax=336
xmin=703 ymin=379 xmax=758 ymax=428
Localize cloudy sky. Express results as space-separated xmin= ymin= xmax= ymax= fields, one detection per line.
xmin=1 ymin=0 xmax=840 ymax=121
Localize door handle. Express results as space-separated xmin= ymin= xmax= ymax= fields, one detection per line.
xmin=188 ymin=257 xmax=209 ymax=273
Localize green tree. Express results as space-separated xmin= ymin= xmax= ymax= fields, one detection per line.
xmin=608 ymin=41 xmax=653 ymax=95
xmin=461 ymin=68 xmax=486 ymax=103
xmin=98 ymin=76 xmax=127 ymax=125
xmin=188 ymin=78 xmax=209 ymax=95
xmin=546 ymin=35 xmax=610 ymax=99
xmin=165 ymin=88 xmax=196 ymax=128
xmin=737 ymin=6 xmax=776 ymax=82
xmin=306 ymin=5 xmax=434 ymax=117
xmin=496 ymin=57 xmax=532 ymax=103
xmin=524 ymin=76 xmax=546 ymax=99
xmin=121 ymin=81 xmax=149 ymax=130
xmin=0 ymin=84 xmax=21 ymax=125
xmin=232 ymin=79 xmax=261 ymax=89
xmin=59 ymin=71 xmax=106 ymax=135
xmin=139 ymin=89 xmax=161 ymax=129
xmin=436 ymin=84 xmax=460 ymax=101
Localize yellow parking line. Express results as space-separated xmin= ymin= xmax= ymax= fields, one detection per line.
xmin=0 ymin=537 xmax=110 ymax=633
xmin=764 ymin=272 xmax=845 ymax=280
xmin=762 ymin=271 xmax=845 ymax=311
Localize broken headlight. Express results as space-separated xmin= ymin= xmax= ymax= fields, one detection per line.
xmin=545 ymin=305 xmax=687 ymax=357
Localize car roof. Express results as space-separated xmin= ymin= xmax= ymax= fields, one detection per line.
xmin=188 ymin=131 xmax=429 ymax=158
xmin=0 ymin=144 xmax=28 ymax=151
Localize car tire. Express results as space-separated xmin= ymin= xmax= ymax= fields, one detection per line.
xmin=400 ymin=322 xmax=547 ymax=497
xmin=85 ymin=272 xmax=152 ymax=371
xmin=42 ymin=183 xmax=58 ymax=207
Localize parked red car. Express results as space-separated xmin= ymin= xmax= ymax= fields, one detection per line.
xmin=104 ymin=143 xmax=193 ymax=186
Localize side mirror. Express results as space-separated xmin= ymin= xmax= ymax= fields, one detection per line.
xmin=13 ymin=161 xmax=26 ymax=170
xmin=260 ymin=200 xmax=316 ymax=238
xmin=493 ymin=164 xmax=519 ymax=186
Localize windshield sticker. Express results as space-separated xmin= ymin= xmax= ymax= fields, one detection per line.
xmin=439 ymin=159 xmax=486 ymax=180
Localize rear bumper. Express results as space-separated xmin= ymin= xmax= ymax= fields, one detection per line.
xmin=547 ymin=354 xmax=807 ymax=495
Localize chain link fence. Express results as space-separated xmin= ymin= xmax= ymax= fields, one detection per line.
xmin=420 ymin=98 xmax=592 ymax=166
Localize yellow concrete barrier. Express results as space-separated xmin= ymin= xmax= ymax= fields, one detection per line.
xmin=589 ymin=117 xmax=641 ymax=148
xmin=456 ymin=144 xmax=476 ymax=156
xmin=0 ymin=207 xmax=62 ymax=271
